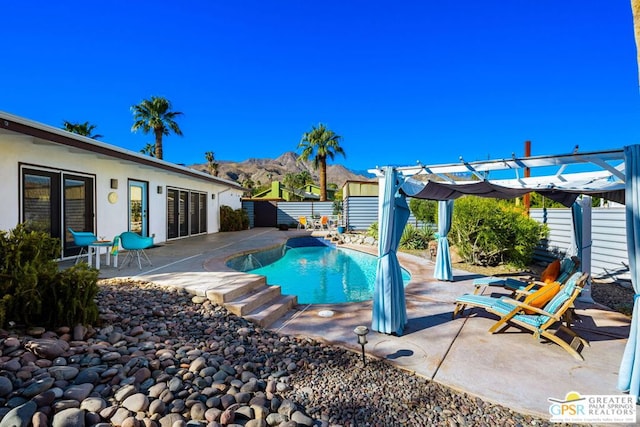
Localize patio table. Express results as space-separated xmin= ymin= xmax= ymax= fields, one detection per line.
xmin=88 ymin=241 xmax=116 ymax=269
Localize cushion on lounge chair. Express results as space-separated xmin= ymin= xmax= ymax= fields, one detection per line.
xmin=502 ymin=272 xmax=582 ymax=325
xmin=522 ymin=281 xmax=561 ymax=314
xmin=455 ymin=294 xmax=503 ymax=309
xmin=544 ymin=274 xmax=579 ymax=315
xmin=472 ymin=277 xmax=507 ymax=286
xmin=555 ymin=257 xmax=578 ymax=284
xmin=540 ymin=259 xmax=561 ymax=283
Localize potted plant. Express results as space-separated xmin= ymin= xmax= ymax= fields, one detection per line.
xmin=333 ymin=199 xmax=345 ymax=233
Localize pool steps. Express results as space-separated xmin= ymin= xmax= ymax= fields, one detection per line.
xmin=225 ymin=285 xmax=284 ymax=316
xmin=205 ymin=274 xmax=266 ymax=304
xmin=212 ymin=235 xmax=337 ymax=327
xmin=245 ymin=294 xmax=298 ymax=328
xmin=205 ymin=274 xmax=298 ymax=328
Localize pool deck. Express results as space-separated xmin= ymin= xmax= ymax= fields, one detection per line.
xmin=85 ymin=228 xmax=637 ymax=423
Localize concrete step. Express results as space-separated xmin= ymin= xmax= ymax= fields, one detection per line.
xmin=205 ymin=274 xmax=266 ymax=304
xmin=224 ymin=285 xmax=283 ymax=317
xmin=245 ymin=294 xmax=298 ymax=328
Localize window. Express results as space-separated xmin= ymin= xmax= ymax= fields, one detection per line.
xmin=21 ymin=166 xmax=94 ymax=257
xmin=167 ymin=188 xmax=207 ymax=239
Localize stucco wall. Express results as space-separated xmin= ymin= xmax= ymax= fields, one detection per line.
xmin=1 ymin=132 xmax=242 ymax=242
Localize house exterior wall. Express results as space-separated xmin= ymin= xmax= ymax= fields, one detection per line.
xmin=0 ymin=134 xmax=22 ymax=230
xmin=1 ymin=116 xmax=243 ymax=253
xmin=343 ymin=181 xmax=378 ymax=197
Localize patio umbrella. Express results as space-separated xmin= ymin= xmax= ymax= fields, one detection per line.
xmin=372 ymin=167 xmax=410 ymax=335
xmin=618 ymin=144 xmax=640 ymax=402
xmin=434 ymin=199 xmax=454 ymax=281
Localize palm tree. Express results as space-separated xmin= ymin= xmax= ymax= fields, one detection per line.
xmin=62 ymin=120 xmax=103 ymax=139
xmin=140 ymin=143 xmax=156 ymax=157
xmin=298 ymin=170 xmax=314 ymax=185
xmin=205 ymin=151 xmax=219 ymax=176
xmin=298 ymin=123 xmax=345 ymax=201
xmin=283 ymin=172 xmax=298 ymax=190
xmin=633 ymin=0 xmax=640 ymax=86
xmin=131 ymin=96 xmax=183 ymax=160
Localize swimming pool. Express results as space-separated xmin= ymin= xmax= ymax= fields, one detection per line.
xmin=227 ymin=237 xmax=411 ymax=304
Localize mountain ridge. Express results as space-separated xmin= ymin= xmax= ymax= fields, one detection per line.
xmin=190 ymin=151 xmax=375 ymax=189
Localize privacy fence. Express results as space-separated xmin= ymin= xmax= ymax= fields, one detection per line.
xmin=242 ymin=198 xmax=430 ymax=230
xmin=242 ymin=199 xmax=629 ymax=280
xmin=530 ymin=207 xmax=628 ymax=281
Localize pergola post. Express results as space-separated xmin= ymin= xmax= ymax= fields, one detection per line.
xmin=578 ymin=196 xmax=593 ymax=302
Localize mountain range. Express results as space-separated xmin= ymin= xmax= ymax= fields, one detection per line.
xmin=190 ymin=151 xmax=375 ymax=189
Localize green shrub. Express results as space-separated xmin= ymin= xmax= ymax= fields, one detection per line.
xmin=409 ymin=198 xmax=437 ymax=223
xmin=220 ymin=205 xmax=249 ymax=231
xmin=366 ymin=222 xmax=434 ymax=250
xmin=50 ymin=263 xmax=100 ymax=326
xmin=0 ymin=224 xmax=100 ymax=329
xmin=366 ymin=221 xmax=378 ymax=238
xmin=399 ymin=224 xmax=435 ymax=250
xmin=449 ymin=197 xmax=547 ymax=267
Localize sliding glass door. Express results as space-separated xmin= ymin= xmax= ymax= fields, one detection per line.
xmin=167 ymin=188 xmax=207 ymax=239
xmin=21 ymin=166 xmax=94 ymax=257
xmin=190 ymin=192 xmax=207 ymax=235
xmin=64 ymin=175 xmax=94 ymax=254
xmin=23 ymin=169 xmax=60 ymax=235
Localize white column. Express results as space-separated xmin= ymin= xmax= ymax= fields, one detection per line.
xmin=377 ymin=174 xmax=387 ymax=230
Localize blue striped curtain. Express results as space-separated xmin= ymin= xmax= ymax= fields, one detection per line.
xmin=434 ymin=200 xmax=454 ymax=281
xmin=617 ymin=144 xmax=640 ymax=402
xmin=372 ymin=167 xmax=411 ymax=335
xmin=571 ymin=201 xmax=583 ymax=262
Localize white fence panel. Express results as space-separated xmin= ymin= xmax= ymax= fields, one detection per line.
xmin=531 ymin=207 xmax=628 ymax=280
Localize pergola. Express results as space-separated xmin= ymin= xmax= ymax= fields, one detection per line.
xmin=370 ymin=145 xmax=639 ymax=402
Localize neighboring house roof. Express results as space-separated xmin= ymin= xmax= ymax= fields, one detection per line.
xmin=0 ymin=110 xmax=246 ymax=191
xmin=302 ymin=183 xmax=336 ymax=196
xmin=250 ymin=181 xmax=321 ymax=201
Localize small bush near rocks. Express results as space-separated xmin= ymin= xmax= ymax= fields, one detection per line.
xmin=366 ymin=222 xmax=378 ymax=239
xmin=0 ymin=224 xmax=99 ymax=329
xmin=366 ymin=222 xmax=434 ymax=250
xmin=400 ymin=224 xmax=435 ymax=250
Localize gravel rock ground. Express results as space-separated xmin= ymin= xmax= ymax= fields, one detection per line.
xmin=591 ymin=280 xmax=635 ymax=316
xmin=0 ymin=279 xmax=607 ymax=426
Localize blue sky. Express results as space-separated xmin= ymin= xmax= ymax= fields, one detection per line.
xmin=2 ymin=1 xmax=639 ymax=173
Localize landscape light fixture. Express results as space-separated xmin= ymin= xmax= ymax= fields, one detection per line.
xmin=354 ymin=325 xmax=369 ymax=367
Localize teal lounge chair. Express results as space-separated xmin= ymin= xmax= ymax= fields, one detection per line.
xmin=471 ymin=256 xmax=580 ymax=294
xmin=486 ymin=272 xmax=589 ymax=360
xmin=453 ymin=270 xmax=583 ymax=320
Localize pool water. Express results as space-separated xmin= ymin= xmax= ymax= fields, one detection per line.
xmin=247 ymin=245 xmax=411 ymax=304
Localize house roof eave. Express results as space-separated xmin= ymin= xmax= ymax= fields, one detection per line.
xmin=0 ymin=110 xmax=246 ymax=191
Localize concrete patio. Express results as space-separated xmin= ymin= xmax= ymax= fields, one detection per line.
xmin=81 ymin=228 xmax=637 ymax=423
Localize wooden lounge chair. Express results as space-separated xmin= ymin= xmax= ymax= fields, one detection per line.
xmin=471 ymin=256 xmax=580 ymax=294
xmin=486 ymin=272 xmax=589 ymax=360
xmin=453 ymin=268 xmax=581 ymax=320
